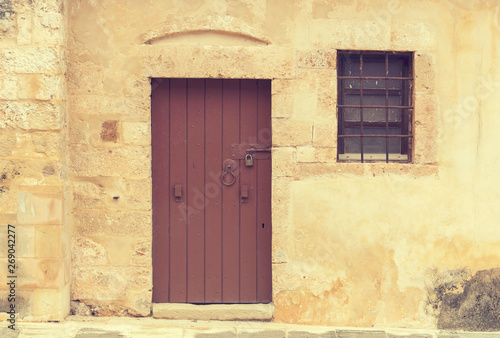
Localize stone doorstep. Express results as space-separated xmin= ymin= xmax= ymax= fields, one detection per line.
xmin=152 ymin=303 xmax=274 ymax=321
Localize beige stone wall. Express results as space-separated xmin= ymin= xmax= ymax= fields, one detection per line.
xmin=0 ymin=0 xmax=69 ymax=321
xmin=3 ymin=0 xmax=499 ymax=329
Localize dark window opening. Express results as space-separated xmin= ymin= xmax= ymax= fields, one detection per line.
xmin=337 ymin=51 xmax=414 ymax=163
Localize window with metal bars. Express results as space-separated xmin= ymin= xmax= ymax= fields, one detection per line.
xmin=337 ymin=51 xmax=414 ymax=162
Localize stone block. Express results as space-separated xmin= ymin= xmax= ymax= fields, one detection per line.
xmin=153 ymin=303 xmax=273 ymax=321
xmin=288 ymin=330 xmax=336 ymax=338
xmin=32 ymin=12 xmax=64 ymax=45
xmin=272 ymin=94 xmax=294 ymax=118
xmin=0 ymin=132 xmax=16 ymax=157
xmin=69 ymin=95 xmax=150 ymax=117
xmin=130 ymin=237 xmax=152 ymax=267
xmin=337 ymin=330 xmax=387 ymax=337
xmin=0 ymin=75 xmax=17 ymax=100
xmin=69 ymin=145 xmax=150 ymax=177
xmin=71 ymin=267 xmax=151 ymax=301
xmin=124 ymin=76 xmax=150 ymax=98
xmin=0 ymin=289 xmax=34 ymax=318
xmin=17 ymin=191 xmax=63 ymax=225
xmin=35 ymin=225 xmax=62 ymax=257
xmin=296 ymin=146 xmax=336 ymax=163
xmin=97 ymin=236 xmax=134 ymax=267
xmin=73 ymin=210 xmax=151 ymax=236
xmin=17 ymin=74 xmax=64 ymax=100
xmin=414 ymin=94 xmax=438 ymax=165
xmin=0 ymin=101 xmax=62 ymax=130
xmin=72 ymin=178 xmax=152 ymax=211
xmin=142 ymin=46 xmax=295 ymax=80
xmin=297 ymin=49 xmax=336 ymax=69
xmin=184 ymin=328 xmax=236 ymax=338
xmin=69 ymin=119 xmax=90 ymax=145
xmin=0 ymin=4 xmax=15 ymax=44
xmin=295 ymin=162 xmax=365 ymax=179
xmin=0 ymin=159 xmax=62 ymax=184
xmin=0 ymin=185 xmax=16 ymax=214
xmin=71 ymin=237 xmax=108 ymax=266
xmin=386 ymin=333 xmax=430 ymax=338
xmin=75 ymin=328 xmax=125 ymax=337
xmin=313 ymin=122 xmax=336 ymax=148
xmin=293 ymin=92 xmax=318 ymax=120
xmin=272 ymin=79 xmax=295 ymax=96
xmin=15 ymin=225 xmax=36 ymax=258
xmin=272 ymin=147 xmax=296 ymax=177
xmin=100 ymin=120 xmax=118 ymax=142
xmin=30 ymin=132 xmax=61 ymax=157
xmin=272 ymin=177 xmax=292 ymax=262
xmin=126 ymin=289 xmax=151 ymax=316
xmin=272 ymin=119 xmax=312 ymax=146
xmin=33 ymin=287 xmax=66 ymax=320
xmin=415 ymin=53 xmax=436 ymax=94
xmin=295 ymin=69 xmax=337 ymax=118
xmin=9 ymin=257 xmax=62 ymax=288
xmin=71 ymin=181 xmax=106 ymax=209
xmin=67 ymin=63 xmax=104 ymax=94
xmin=238 ymin=329 xmax=286 ymax=338
xmin=17 ymin=12 xmax=32 ymax=45
xmin=0 ymin=47 xmax=62 ymax=74
xmin=122 ymin=121 xmax=150 ymax=145
xmin=11 ymin=132 xmax=62 ymax=158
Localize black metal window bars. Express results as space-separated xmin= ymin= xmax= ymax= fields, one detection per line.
xmin=337 ymin=51 xmax=414 ymax=163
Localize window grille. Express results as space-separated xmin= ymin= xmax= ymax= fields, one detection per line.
xmin=337 ymin=51 xmax=414 ymax=162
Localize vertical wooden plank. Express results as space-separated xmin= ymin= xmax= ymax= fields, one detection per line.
xmin=151 ymin=78 xmax=170 ymax=302
xmin=256 ymin=80 xmax=273 ymax=302
xmin=222 ymin=79 xmax=240 ymax=303
xmin=169 ymin=79 xmax=188 ymax=302
xmin=205 ymin=79 xmax=223 ymax=303
xmin=186 ymin=79 xmax=205 ymax=303
xmin=239 ymin=80 xmax=258 ymax=303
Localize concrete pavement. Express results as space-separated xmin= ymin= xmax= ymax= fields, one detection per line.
xmin=2 ymin=316 xmax=500 ymax=337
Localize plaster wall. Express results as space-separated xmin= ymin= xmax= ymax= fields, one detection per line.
xmin=3 ymin=0 xmax=499 ymax=330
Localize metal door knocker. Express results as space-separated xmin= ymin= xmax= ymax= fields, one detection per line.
xmin=221 ymin=159 xmax=237 ymax=186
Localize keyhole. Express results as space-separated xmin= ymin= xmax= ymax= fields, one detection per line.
xmin=262 ymin=223 xmax=265 ymax=228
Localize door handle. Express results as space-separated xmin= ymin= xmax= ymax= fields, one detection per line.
xmin=221 ymin=159 xmax=237 ymax=186
xmin=241 ymin=185 xmax=249 ymax=202
xmin=174 ymin=184 xmax=182 ymax=202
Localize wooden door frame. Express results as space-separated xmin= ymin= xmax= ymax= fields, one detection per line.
xmin=151 ymin=79 xmax=272 ymax=304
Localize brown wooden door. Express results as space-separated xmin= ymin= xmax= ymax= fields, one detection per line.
xmin=151 ymin=79 xmax=272 ymax=304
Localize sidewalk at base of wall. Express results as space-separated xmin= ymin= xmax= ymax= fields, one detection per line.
xmin=1 ymin=316 xmax=500 ymax=337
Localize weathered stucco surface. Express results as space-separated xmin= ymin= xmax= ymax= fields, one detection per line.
xmin=1 ymin=0 xmax=500 ymax=330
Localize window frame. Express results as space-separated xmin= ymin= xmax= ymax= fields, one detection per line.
xmin=337 ymin=50 xmax=414 ymax=163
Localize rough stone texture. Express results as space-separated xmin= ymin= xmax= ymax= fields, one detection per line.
xmin=153 ymin=303 xmax=273 ymax=321
xmin=100 ymin=120 xmax=118 ymax=142
xmin=437 ymin=269 xmax=500 ymax=331
xmin=0 ymin=0 xmax=69 ymax=321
